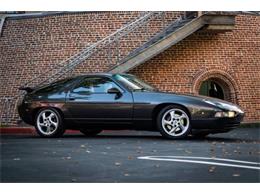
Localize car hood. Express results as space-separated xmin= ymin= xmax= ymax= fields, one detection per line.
xmin=138 ymin=91 xmax=244 ymax=113
xmin=180 ymin=94 xmax=243 ymax=113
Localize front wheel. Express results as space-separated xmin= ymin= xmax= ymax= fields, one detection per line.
xmin=157 ymin=105 xmax=191 ymax=139
xmin=35 ymin=108 xmax=65 ymax=138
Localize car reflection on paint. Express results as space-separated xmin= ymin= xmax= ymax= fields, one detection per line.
xmin=18 ymin=73 xmax=244 ymax=139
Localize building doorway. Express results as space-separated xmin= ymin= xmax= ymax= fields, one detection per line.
xmin=199 ymin=79 xmax=225 ymax=100
xmin=194 ymin=71 xmax=238 ymax=104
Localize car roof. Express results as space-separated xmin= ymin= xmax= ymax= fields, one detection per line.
xmin=73 ymin=72 xmax=133 ymax=79
xmin=33 ymin=73 xmax=131 ymax=90
xmin=81 ymin=73 xmax=114 ymax=77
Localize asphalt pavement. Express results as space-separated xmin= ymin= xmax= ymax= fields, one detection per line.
xmin=0 ymin=128 xmax=259 ymax=182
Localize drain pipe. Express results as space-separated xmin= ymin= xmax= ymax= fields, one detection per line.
xmin=0 ymin=15 xmax=6 ymax=36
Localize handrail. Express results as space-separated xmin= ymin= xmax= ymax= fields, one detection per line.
xmin=21 ymin=12 xmax=161 ymax=88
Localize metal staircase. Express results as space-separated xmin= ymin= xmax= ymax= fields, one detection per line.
xmin=108 ymin=16 xmax=194 ymax=73
xmin=0 ymin=11 xmax=183 ymax=125
xmin=21 ymin=11 xmax=162 ymax=89
xmin=108 ymin=12 xmax=238 ymax=73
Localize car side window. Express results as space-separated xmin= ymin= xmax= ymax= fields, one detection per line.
xmin=72 ymin=77 xmax=120 ymax=94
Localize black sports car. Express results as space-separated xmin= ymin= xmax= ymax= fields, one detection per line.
xmin=18 ymin=73 xmax=244 ymax=139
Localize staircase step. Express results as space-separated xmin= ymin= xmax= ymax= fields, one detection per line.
xmin=116 ymin=18 xmax=193 ymax=66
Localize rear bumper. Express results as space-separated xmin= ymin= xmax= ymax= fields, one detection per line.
xmin=191 ymin=113 xmax=244 ymax=134
xmin=17 ymin=103 xmax=34 ymax=125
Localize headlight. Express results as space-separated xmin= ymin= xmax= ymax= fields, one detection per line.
xmin=203 ymin=99 xmax=244 ymax=114
xmin=215 ymin=111 xmax=236 ymax=118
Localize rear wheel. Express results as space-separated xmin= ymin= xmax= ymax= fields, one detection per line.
xmin=80 ymin=129 xmax=103 ymax=136
xmin=157 ymin=105 xmax=191 ymax=139
xmin=35 ymin=108 xmax=65 ymax=137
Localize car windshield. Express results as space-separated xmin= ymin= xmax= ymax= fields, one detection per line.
xmin=113 ymin=74 xmax=156 ymax=91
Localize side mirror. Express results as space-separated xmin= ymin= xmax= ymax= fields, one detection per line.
xmin=107 ymin=88 xmax=122 ymax=99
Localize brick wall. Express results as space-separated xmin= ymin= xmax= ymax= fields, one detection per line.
xmin=0 ymin=11 xmax=181 ymax=125
xmin=130 ymin=15 xmax=260 ymax=122
xmin=0 ymin=12 xmax=259 ymax=125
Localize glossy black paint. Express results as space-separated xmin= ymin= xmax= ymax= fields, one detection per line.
xmin=18 ymin=73 xmax=244 ymax=133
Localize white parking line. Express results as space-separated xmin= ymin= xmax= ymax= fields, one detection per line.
xmin=138 ymin=156 xmax=260 ymax=170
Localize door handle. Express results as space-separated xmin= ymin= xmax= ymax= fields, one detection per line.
xmin=68 ymin=97 xmax=75 ymax=101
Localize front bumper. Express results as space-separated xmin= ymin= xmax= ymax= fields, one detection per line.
xmin=191 ymin=113 xmax=244 ymax=134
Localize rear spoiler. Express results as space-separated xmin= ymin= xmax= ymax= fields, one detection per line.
xmin=18 ymin=87 xmax=34 ymax=93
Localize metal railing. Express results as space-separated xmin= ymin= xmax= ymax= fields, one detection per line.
xmin=0 ymin=11 xmax=194 ymax=126
xmin=21 ymin=12 xmax=161 ymax=89
xmin=0 ymin=97 xmax=20 ymax=126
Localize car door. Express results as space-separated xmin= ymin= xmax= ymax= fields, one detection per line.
xmin=66 ymin=76 xmax=133 ymax=125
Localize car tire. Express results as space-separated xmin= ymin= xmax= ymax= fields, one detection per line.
xmin=35 ymin=108 xmax=65 ymax=138
xmin=80 ymin=129 xmax=103 ymax=136
xmin=157 ymin=105 xmax=191 ymax=139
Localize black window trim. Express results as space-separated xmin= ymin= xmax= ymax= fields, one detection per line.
xmin=68 ymin=75 xmax=127 ymax=95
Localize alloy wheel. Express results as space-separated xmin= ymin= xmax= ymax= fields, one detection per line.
xmin=161 ymin=108 xmax=190 ymax=137
xmin=36 ymin=109 xmax=59 ymax=135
